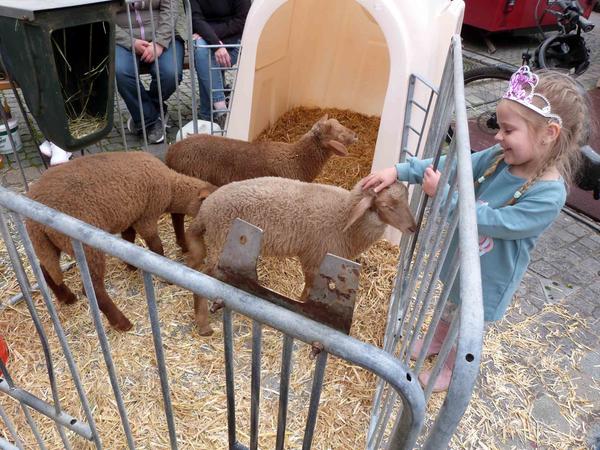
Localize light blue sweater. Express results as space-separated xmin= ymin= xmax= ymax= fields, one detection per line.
xmin=395 ymin=145 xmax=566 ymax=321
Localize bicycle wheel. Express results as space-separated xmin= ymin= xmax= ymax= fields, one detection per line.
xmin=447 ymin=65 xmax=512 ymax=151
xmin=463 ymin=66 xmax=513 ymax=135
xmin=536 ymin=34 xmax=590 ymax=76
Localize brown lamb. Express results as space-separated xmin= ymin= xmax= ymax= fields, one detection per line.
xmin=26 ymin=151 xmax=216 ymax=331
xmin=185 ymin=177 xmax=417 ymax=336
xmin=165 ymin=114 xmax=358 ymax=251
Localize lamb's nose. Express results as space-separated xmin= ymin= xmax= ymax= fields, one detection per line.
xmin=407 ymin=225 xmax=417 ymax=233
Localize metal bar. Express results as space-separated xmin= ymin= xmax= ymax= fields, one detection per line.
xmin=170 ymin=0 xmax=183 ymax=135
xmin=2 ymin=261 xmax=76 ymax=309
xmin=423 ymin=34 xmax=484 ymax=450
xmin=0 ymin=402 xmax=23 ymax=449
xmin=0 ymin=437 xmax=20 ymax=450
xmin=114 ymin=75 xmax=129 ymax=151
xmin=11 ymin=214 xmax=102 ymax=448
xmin=275 ymin=335 xmax=294 ymax=450
xmin=0 ymin=212 xmax=72 ymax=448
xmin=301 ymin=351 xmax=328 ymax=450
xmin=423 ymin=313 xmax=459 ymax=401
xmin=0 ymin=189 xmax=426 ymax=449
xmin=71 ymin=239 xmax=135 ymax=449
xmin=414 ymin=257 xmax=459 ymax=375
xmin=0 ymin=93 xmax=27 ymax=191
xmin=183 ymin=0 xmax=197 ymax=134
xmin=250 ymin=321 xmax=262 ymax=450
xmin=0 ymin=357 xmax=50 ymax=450
xmin=142 ymin=271 xmax=178 ymax=450
xmin=0 ymin=378 xmax=92 ymax=439
xmin=0 ymin=54 xmax=47 ymax=170
xmin=405 ymin=208 xmax=459 ymax=366
xmin=148 ymin=4 xmax=166 ymax=139
xmin=223 ymin=308 xmax=238 ymax=450
xmin=126 ymin=5 xmax=148 ymax=150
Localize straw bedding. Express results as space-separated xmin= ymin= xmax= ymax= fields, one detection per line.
xmin=0 ymin=107 xmax=594 ymax=449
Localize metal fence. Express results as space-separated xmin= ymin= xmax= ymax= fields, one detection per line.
xmin=0 ymin=0 xmax=483 ymax=446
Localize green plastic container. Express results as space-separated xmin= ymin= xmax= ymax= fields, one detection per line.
xmin=0 ymin=1 xmax=121 ymax=151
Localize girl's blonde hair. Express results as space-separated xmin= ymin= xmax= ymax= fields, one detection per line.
xmin=477 ymin=70 xmax=590 ymax=204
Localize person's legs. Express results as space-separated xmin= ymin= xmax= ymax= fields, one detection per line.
xmin=148 ymin=39 xmax=184 ymax=118
xmin=115 ymin=45 xmax=156 ymax=131
xmin=193 ymin=37 xmax=213 ymax=121
xmin=212 ymin=42 xmax=240 ymax=113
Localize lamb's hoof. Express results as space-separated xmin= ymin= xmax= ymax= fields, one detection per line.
xmin=59 ymin=292 xmax=78 ymax=305
xmin=113 ymin=318 xmax=133 ymax=331
xmin=177 ymin=241 xmax=189 ymax=253
xmin=124 ymin=263 xmax=137 ymax=271
xmin=197 ymin=325 xmax=214 ymax=336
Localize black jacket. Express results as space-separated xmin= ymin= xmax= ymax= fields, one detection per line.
xmin=190 ymin=0 xmax=250 ymax=45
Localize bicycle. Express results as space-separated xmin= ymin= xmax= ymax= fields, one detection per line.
xmin=461 ymin=0 xmax=594 ymax=140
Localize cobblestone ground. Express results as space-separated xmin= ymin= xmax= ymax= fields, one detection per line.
xmin=1 ymin=13 xmax=599 ymax=450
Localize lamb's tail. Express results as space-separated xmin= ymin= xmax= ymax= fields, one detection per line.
xmin=185 ymin=219 xmax=207 ymax=270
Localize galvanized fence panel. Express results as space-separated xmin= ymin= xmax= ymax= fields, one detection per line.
xmin=0 ymin=187 xmax=426 ymax=448
xmin=0 ymin=1 xmax=483 ymax=445
xmin=367 ymin=35 xmax=484 ymax=449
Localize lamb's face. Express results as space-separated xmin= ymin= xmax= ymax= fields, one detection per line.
xmin=374 ymin=183 xmax=417 ymax=233
xmin=321 ymin=118 xmax=358 ymax=147
xmin=310 ymin=115 xmax=358 ymax=156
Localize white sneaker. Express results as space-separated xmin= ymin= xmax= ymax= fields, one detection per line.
xmin=46 ymin=141 xmax=72 ymax=166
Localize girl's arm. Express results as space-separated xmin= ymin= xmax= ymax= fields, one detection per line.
xmin=475 ymin=186 xmax=565 ymax=240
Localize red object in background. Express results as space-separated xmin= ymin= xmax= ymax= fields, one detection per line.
xmin=0 ymin=335 xmax=8 ymax=375
xmin=464 ymin=0 xmax=596 ymax=32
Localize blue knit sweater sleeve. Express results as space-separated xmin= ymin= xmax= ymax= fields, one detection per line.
xmin=475 ymin=187 xmax=565 ymax=240
xmin=394 ymin=145 xmax=566 ymax=240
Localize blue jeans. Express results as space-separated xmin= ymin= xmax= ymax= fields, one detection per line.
xmin=115 ymin=40 xmax=184 ymax=129
xmin=193 ymin=38 xmax=240 ymax=121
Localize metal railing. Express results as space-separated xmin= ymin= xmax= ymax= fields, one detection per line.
xmin=367 ymin=35 xmax=484 ymax=449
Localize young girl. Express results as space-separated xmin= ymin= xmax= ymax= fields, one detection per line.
xmin=361 ymin=67 xmax=590 ymax=392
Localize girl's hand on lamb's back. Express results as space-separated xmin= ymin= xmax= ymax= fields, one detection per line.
xmin=360 ymin=166 xmax=398 ymax=193
xmin=423 ymin=165 xmax=441 ymax=197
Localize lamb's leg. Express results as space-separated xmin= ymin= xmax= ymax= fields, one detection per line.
xmin=171 ymin=213 xmax=187 ymax=252
xmin=34 ymin=233 xmax=78 ymax=304
xmin=194 ymin=294 xmax=213 ymax=336
xmin=193 ymin=262 xmax=216 ymax=336
xmin=133 ymin=220 xmax=164 ymax=256
xmin=121 ymin=227 xmax=137 ymax=270
xmin=41 ymin=266 xmax=78 ymax=305
xmin=84 ymin=253 xmax=133 ymax=331
xmin=299 ymin=264 xmax=317 ymax=302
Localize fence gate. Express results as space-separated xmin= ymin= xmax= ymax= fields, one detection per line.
xmin=0 ymin=1 xmax=483 ymax=443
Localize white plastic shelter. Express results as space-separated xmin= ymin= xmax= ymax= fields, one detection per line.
xmin=227 ymin=0 xmax=465 ymax=172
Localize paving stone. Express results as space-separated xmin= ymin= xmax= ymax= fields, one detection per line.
xmin=531 ymin=394 xmax=572 ymax=435
xmin=529 ymin=260 xmax=560 ymax=278
xmin=587 ymin=421 xmax=600 ymax=450
xmin=580 ymin=352 xmax=600 ymax=379
xmin=566 ymin=223 xmax=590 ymax=238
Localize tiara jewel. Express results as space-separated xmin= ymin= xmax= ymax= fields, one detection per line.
xmin=502 ymin=66 xmax=563 ymax=126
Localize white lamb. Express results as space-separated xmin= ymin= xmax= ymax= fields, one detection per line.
xmin=186 ymin=177 xmax=417 ymax=335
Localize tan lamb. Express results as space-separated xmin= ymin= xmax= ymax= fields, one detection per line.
xmin=165 ymin=114 xmax=357 ymax=251
xmin=185 ymin=177 xmax=417 ymax=335
xmin=26 ymin=151 xmax=216 ymax=331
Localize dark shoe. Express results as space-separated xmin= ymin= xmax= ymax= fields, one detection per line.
xmin=146 ymin=120 xmax=165 ymax=144
xmin=214 ymin=113 xmax=227 ymax=130
xmin=127 ymin=117 xmax=141 ymax=136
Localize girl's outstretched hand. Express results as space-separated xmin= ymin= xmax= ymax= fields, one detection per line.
xmin=360 ymin=166 xmax=398 ymax=193
xmin=423 ymin=165 xmax=441 ymax=196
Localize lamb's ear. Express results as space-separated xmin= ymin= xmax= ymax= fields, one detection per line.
xmin=343 ymin=195 xmax=374 ymax=232
xmin=319 ymin=114 xmax=329 ymax=124
xmin=199 ymin=185 xmax=217 ymax=200
xmin=325 ymin=140 xmax=348 ymax=156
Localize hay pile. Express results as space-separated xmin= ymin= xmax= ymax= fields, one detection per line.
xmin=0 ymin=107 xmax=594 ymax=449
